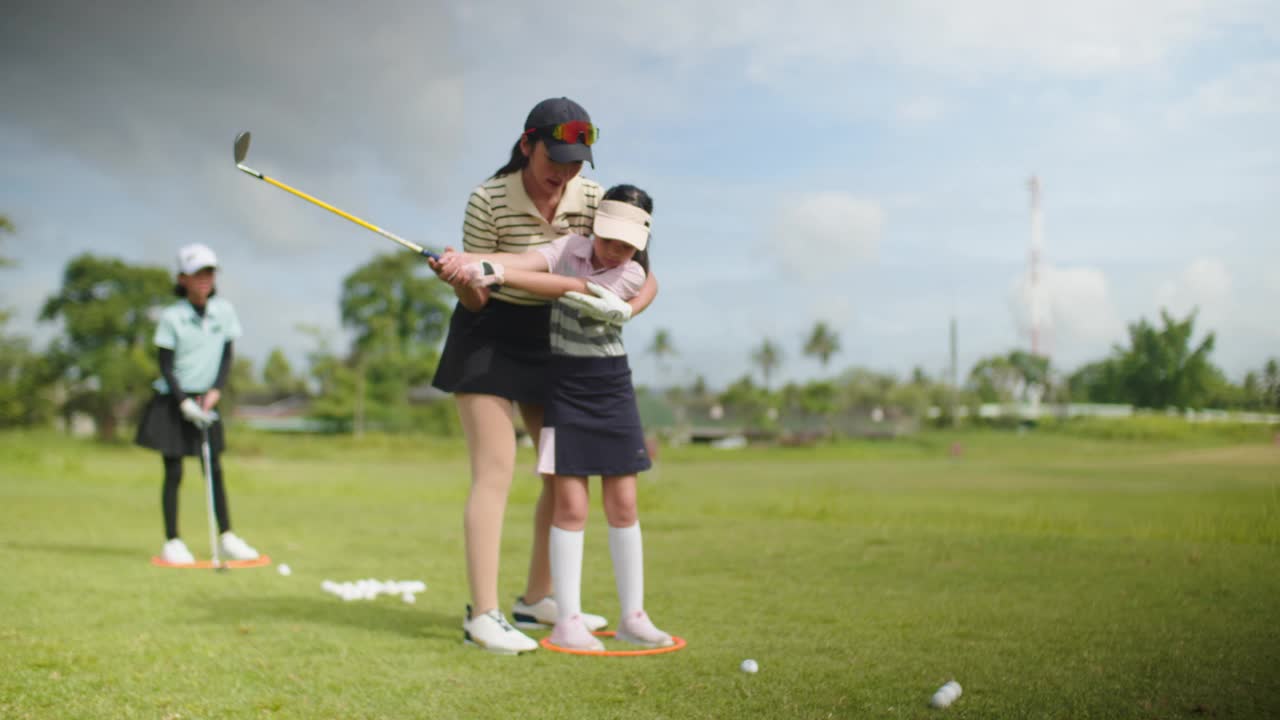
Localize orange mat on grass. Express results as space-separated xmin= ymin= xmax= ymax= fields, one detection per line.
xmin=150 ymin=554 xmax=272 ymax=569
xmin=540 ymin=630 xmax=687 ymax=657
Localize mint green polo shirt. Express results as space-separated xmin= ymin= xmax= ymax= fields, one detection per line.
xmin=151 ymin=297 xmax=243 ymax=394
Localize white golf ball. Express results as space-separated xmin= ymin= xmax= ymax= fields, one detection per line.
xmin=930 ymin=681 xmax=962 ymax=708
xmin=277 ymin=563 xmax=292 ymax=576
xmin=401 ymin=592 xmax=416 ymax=604
xmin=740 ymin=659 xmax=759 ymax=674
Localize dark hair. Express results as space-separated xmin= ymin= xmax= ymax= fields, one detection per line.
xmin=173 ymin=282 xmax=216 ymax=299
xmin=491 ymin=136 xmax=533 ymax=179
xmin=601 ymin=184 xmax=653 ymax=273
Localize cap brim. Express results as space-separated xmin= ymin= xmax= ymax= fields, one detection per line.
xmin=593 ymin=214 xmax=648 ymax=251
xmin=545 ymin=140 xmax=594 ymax=167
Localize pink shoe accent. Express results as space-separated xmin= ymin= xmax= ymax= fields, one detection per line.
xmin=548 ymin=614 xmax=604 ymax=651
xmin=617 ymin=610 xmax=674 ymax=647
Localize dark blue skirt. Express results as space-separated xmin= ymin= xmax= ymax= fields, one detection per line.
xmin=431 ymin=300 xmax=551 ymax=406
xmin=538 ymin=355 xmax=651 ymax=477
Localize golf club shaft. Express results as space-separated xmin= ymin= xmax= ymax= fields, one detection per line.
xmin=236 ymin=163 xmax=439 ymax=260
xmin=201 ymin=429 xmax=222 ymax=569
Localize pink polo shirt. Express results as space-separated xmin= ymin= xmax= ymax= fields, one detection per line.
xmin=536 ymin=234 xmax=646 ymax=358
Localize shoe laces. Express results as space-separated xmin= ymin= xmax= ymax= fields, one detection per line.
xmin=485 ymin=609 xmax=516 ymax=633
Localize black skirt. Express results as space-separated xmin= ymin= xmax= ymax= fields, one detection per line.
xmin=431 ymin=299 xmax=551 ymax=406
xmin=538 ymin=355 xmax=651 ymax=477
xmin=135 ymin=393 xmax=225 ymax=458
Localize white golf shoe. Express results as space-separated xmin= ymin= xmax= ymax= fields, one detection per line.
xmin=511 ymin=595 xmax=608 ymax=631
xmin=463 ymin=606 xmax=538 ymax=655
xmin=615 ymin=609 xmax=674 ymax=648
xmin=218 ymin=531 xmax=259 ymax=561
xmin=161 ymin=538 xmax=195 ymax=564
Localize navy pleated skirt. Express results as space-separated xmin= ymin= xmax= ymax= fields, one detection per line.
xmin=431 ymin=300 xmax=551 ymax=406
xmin=537 ymin=355 xmax=651 ymax=477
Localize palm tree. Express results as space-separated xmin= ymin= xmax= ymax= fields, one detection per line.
xmin=802 ymin=322 xmax=840 ymax=370
xmin=751 ymin=338 xmax=783 ymax=391
xmin=648 ymin=329 xmax=676 ymax=387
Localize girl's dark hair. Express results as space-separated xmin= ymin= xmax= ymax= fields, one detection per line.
xmin=491 ymin=136 xmax=532 ymax=179
xmin=601 ymin=184 xmax=653 ymax=273
xmin=173 ymin=282 xmax=216 ymax=299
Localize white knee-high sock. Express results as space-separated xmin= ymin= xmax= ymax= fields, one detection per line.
xmin=549 ymin=526 xmax=584 ymax=622
xmin=608 ymin=522 xmax=644 ymax=617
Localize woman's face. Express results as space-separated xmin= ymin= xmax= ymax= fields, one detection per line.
xmin=592 ymin=236 xmax=637 ymax=269
xmin=521 ymin=138 xmax=583 ymax=197
xmin=180 ymin=267 xmax=216 ymax=304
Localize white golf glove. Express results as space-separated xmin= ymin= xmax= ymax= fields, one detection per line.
xmin=562 ymin=282 xmax=632 ymax=325
xmin=461 ymin=261 xmax=505 ymax=288
xmin=179 ymin=397 xmax=215 ymax=429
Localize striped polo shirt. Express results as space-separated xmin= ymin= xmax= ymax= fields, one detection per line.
xmin=462 ymin=171 xmax=601 ymax=305
xmin=536 ymin=234 xmax=646 ymax=358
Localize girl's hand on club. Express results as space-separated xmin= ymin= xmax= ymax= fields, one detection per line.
xmin=201 ymin=389 xmax=221 ymax=412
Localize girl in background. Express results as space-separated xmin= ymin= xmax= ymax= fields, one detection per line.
xmin=136 ymin=243 xmax=259 ymax=564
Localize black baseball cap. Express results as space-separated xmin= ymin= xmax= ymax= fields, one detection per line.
xmin=524 ymin=97 xmax=595 ymax=167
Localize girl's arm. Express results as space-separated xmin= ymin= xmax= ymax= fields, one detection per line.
xmin=629 ymin=272 xmax=659 ymax=315
xmin=497 ymin=268 xmax=589 ymax=300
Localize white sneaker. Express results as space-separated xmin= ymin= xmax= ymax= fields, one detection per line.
xmin=161 ymin=538 xmax=195 ymax=564
xmin=219 ymin=531 xmax=259 ymax=561
xmin=548 ymin=614 xmax=604 ymax=651
xmin=463 ymin=606 xmax=538 ymax=655
xmin=512 ymin=595 xmax=608 ymax=631
xmin=615 ymin=609 xmax=674 ymax=648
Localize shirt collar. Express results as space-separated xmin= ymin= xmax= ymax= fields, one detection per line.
xmin=502 ymin=171 xmax=588 ymax=226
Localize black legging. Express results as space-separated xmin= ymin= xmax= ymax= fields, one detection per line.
xmin=162 ymin=454 xmax=230 ymax=540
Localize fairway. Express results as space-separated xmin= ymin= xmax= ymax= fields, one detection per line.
xmin=2 ymin=430 xmax=1278 ymax=719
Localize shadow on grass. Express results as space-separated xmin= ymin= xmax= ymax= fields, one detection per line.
xmin=193 ymin=595 xmax=459 ymax=643
xmin=4 ymin=541 xmax=141 ymax=559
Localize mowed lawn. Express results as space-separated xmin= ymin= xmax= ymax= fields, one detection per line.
xmin=2 ymin=428 xmax=1278 ymax=719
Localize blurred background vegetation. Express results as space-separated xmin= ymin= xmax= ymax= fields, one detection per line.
xmin=1 ymin=212 xmax=1277 ymax=443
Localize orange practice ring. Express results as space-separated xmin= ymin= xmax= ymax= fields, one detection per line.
xmin=150 ymin=554 xmax=273 ymax=570
xmin=540 ymin=631 xmax=687 ymax=657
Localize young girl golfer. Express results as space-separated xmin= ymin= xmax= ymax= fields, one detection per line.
xmin=439 ymin=184 xmax=673 ymax=651
xmin=135 ymin=243 xmax=259 ymax=564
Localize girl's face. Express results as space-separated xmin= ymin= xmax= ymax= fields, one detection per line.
xmin=592 ymin=235 xmax=637 ymax=269
xmin=180 ymin=267 xmax=216 ymax=305
xmin=521 ymin=137 xmax=583 ymax=197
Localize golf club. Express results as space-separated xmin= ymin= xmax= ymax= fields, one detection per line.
xmin=200 ymin=420 xmax=226 ymax=573
xmin=233 ymin=131 xmax=440 ymax=260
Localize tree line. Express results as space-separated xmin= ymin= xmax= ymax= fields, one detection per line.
xmin=1 ymin=213 xmax=1277 ymax=440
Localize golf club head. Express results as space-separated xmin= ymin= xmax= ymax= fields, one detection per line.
xmin=233 ymin=131 xmax=251 ymax=164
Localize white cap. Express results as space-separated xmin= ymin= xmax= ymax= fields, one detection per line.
xmin=592 ymin=200 xmax=651 ymax=251
xmin=177 ymin=243 xmax=218 ymax=274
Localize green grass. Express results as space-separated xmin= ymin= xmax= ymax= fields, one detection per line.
xmin=2 ymin=428 xmax=1279 ymax=719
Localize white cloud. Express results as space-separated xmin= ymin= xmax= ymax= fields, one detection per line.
xmin=1178 ymin=60 xmax=1280 ymax=120
xmin=1155 ymin=256 xmax=1232 ymax=315
xmin=520 ymin=0 xmax=1264 ymax=78
xmin=1011 ymin=264 xmax=1124 ymax=363
xmin=770 ymin=193 xmax=883 ymax=276
xmin=897 ymin=96 xmax=946 ymax=125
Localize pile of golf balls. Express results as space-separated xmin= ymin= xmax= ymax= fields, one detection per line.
xmin=321 ymin=578 xmax=427 ymax=603
xmin=930 ymin=680 xmax=962 ymax=708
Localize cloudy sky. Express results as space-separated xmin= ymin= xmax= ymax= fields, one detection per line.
xmin=3 ymin=0 xmax=1277 ymax=389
